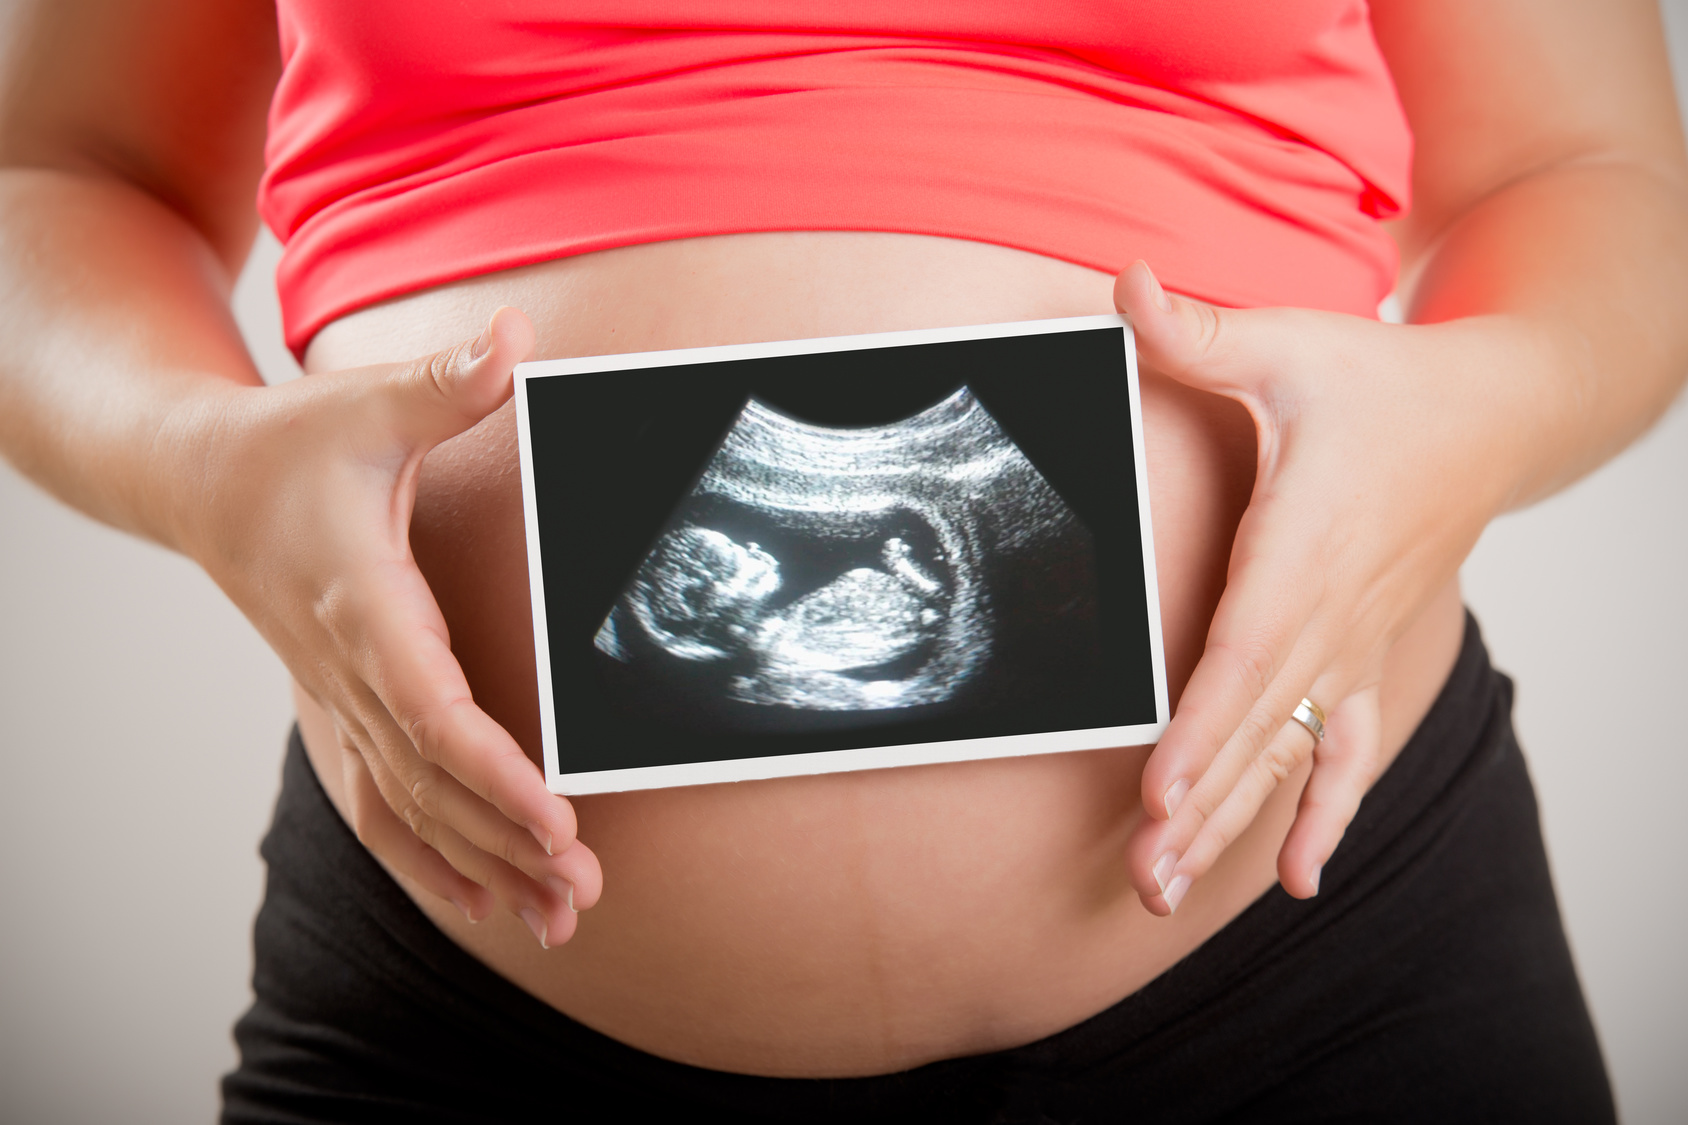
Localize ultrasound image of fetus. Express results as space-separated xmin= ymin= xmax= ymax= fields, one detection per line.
xmin=594 ymin=387 xmax=1101 ymax=730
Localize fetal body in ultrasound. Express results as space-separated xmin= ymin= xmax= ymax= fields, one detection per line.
xmin=593 ymin=387 xmax=1102 ymax=733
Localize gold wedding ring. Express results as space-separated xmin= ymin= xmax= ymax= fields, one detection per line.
xmin=1291 ymin=698 xmax=1327 ymax=743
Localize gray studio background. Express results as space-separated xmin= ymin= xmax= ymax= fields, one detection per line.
xmin=4 ymin=9 xmax=1688 ymax=1122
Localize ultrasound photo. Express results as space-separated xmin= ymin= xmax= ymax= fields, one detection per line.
xmin=592 ymin=388 xmax=1099 ymax=727
xmin=516 ymin=318 xmax=1165 ymax=788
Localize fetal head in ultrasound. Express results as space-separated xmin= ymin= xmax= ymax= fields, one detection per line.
xmin=593 ymin=387 xmax=1102 ymax=732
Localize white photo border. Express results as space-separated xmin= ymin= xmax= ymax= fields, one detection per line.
xmin=514 ymin=313 xmax=1168 ymax=795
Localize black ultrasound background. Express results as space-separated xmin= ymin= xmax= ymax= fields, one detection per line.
xmin=524 ymin=327 xmax=1157 ymax=775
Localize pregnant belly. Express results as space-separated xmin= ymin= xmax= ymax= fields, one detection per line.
xmin=294 ymin=231 xmax=1464 ymax=1077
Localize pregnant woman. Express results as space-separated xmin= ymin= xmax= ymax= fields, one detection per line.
xmin=2 ymin=1 xmax=1684 ymax=1120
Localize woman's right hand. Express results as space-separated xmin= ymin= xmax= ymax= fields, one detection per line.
xmin=167 ymin=306 xmax=601 ymax=948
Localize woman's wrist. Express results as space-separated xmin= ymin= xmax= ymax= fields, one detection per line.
xmin=1402 ymin=312 xmax=1575 ymax=520
xmin=0 ymin=169 xmax=272 ymax=555
xmin=125 ymin=372 xmax=262 ymax=561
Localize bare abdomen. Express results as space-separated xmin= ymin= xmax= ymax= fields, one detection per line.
xmin=293 ymin=231 xmax=1463 ymax=1076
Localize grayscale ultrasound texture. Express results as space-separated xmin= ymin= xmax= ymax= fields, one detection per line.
xmin=595 ymin=388 xmax=1098 ymax=716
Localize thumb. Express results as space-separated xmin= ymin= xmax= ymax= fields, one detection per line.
xmin=386 ymin=306 xmax=536 ymax=449
xmin=1113 ymin=260 xmax=1262 ymax=397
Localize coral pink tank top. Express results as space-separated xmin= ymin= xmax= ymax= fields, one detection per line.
xmin=260 ymin=1 xmax=1411 ymax=356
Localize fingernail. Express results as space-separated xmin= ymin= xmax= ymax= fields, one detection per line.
xmin=1309 ymin=865 xmax=1322 ymax=896
xmin=1163 ymin=874 xmax=1191 ymax=914
xmin=1153 ymin=851 xmax=1180 ymax=895
xmin=527 ymin=820 xmax=554 ymax=856
xmin=450 ymin=897 xmax=478 ymax=924
xmin=546 ymin=876 xmax=577 ymax=913
xmin=470 ymin=323 xmax=493 ymax=359
xmin=521 ymin=906 xmax=549 ymax=949
xmin=1163 ymin=779 xmax=1190 ymax=818
xmin=1141 ymin=261 xmax=1172 ymax=312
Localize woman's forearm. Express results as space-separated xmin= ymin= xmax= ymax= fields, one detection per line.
xmin=1400 ymin=157 xmax=1688 ymax=511
xmin=1375 ymin=0 xmax=1688 ymax=512
xmin=0 ymin=165 xmax=601 ymax=937
xmin=0 ymin=168 xmax=263 ymax=550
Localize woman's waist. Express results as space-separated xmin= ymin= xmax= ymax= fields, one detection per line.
xmin=296 ymin=232 xmax=1465 ymax=1074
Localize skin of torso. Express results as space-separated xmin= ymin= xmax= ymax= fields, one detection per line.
xmin=294 ymin=230 xmax=1465 ymax=1078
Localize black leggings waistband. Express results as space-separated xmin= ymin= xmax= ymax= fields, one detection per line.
xmin=223 ymin=613 xmax=1613 ymax=1124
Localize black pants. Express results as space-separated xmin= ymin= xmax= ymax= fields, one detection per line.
xmin=223 ymin=615 xmax=1614 ymax=1123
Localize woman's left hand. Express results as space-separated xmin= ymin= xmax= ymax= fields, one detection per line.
xmin=1114 ymin=259 xmax=1530 ymax=913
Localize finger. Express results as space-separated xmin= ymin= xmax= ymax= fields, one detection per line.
xmin=1127 ymin=709 xmax=1313 ymax=915
xmin=1138 ymin=533 xmax=1327 ymax=823
xmin=422 ymin=816 xmax=581 ymax=949
xmin=551 ymin=838 xmax=605 ymax=913
xmin=1277 ymin=684 xmax=1384 ymax=899
xmin=340 ymin=661 xmax=584 ymax=888
xmin=1126 ymin=595 xmax=1334 ymax=905
xmin=1175 ymin=717 xmax=1317 ymax=885
xmin=315 ymin=537 xmax=584 ymax=892
xmin=339 ymin=732 xmax=493 ymax=922
xmin=405 ymin=695 xmax=579 ymax=856
xmin=1112 ymin=259 xmax=1300 ymax=403
xmin=346 ymin=565 xmax=581 ymax=863
xmin=352 ymin=734 xmax=581 ymax=946
xmin=393 ymin=730 xmax=604 ymax=913
xmin=378 ymin=305 xmax=536 ymax=453
xmin=368 ymin=716 xmax=571 ymax=882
